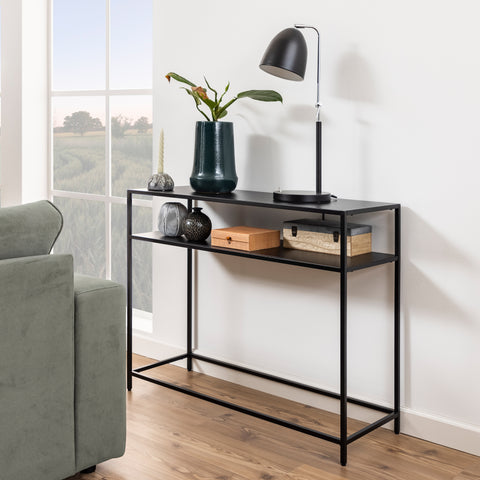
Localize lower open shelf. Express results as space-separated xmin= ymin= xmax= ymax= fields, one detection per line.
xmin=132 ymin=232 xmax=397 ymax=272
xmin=133 ymin=353 xmax=398 ymax=450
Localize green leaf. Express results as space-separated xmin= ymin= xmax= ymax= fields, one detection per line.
xmin=200 ymin=95 xmax=218 ymax=111
xmin=181 ymin=87 xmax=200 ymax=106
xmin=166 ymin=72 xmax=196 ymax=87
xmin=181 ymin=87 xmax=212 ymax=120
xmin=215 ymin=97 xmax=237 ymax=120
xmin=204 ymin=76 xmax=218 ymax=102
xmin=189 ymin=91 xmax=212 ymax=121
xmin=218 ymin=81 xmax=230 ymax=104
xmin=195 ymin=104 xmax=211 ymax=121
xmin=217 ymin=109 xmax=228 ymax=119
xmin=237 ymin=90 xmax=283 ymax=102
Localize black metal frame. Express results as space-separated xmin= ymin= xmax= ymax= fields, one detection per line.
xmin=127 ymin=187 xmax=401 ymax=466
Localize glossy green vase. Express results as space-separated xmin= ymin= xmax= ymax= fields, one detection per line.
xmin=190 ymin=121 xmax=238 ymax=194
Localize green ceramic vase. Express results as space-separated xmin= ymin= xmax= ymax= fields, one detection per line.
xmin=190 ymin=121 xmax=238 ymax=194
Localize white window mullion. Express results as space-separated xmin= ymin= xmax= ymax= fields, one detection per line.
xmin=51 ymin=89 xmax=152 ymax=97
xmin=105 ymin=93 xmax=112 ymax=280
xmin=51 ymin=189 xmax=111 ymax=203
xmin=51 ymin=189 xmax=152 ymax=211
xmin=47 ymin=0 xmax=53 ymax=200
xmin=105 ymin=0 xmax=112 ymax=280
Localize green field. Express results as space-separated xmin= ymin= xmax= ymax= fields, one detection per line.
xmin=54 ymin=131 xmax=153 ymax=195
xmin=53 ymin=132 xmax=153 ymax=312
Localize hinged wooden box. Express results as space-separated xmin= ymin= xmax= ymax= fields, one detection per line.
xmin=283 ymin=219 xmax=372 ymax=257
xmin=211 ymin=226 xmax=280 ymax=251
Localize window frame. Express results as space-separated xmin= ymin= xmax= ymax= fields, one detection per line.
xmin=48 ymin=0 xmax=153 ymax=318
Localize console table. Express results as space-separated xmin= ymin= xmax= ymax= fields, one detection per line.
xmin=127 ymin=186 xmax=401 ymax=466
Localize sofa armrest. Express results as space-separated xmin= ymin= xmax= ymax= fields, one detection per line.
xmin=0 ymin=254 xmax=75 ymax=480
xmin=73 ymin=274 xmax=126 ymax=472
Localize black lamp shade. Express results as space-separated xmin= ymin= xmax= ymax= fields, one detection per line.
xmin=259 ymin=28 xmax=307 ymax=81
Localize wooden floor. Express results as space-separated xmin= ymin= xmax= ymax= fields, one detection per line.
xmin=67 ymin=355 xmax=479 ymax=480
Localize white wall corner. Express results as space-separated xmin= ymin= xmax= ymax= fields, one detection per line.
xmin=21 ymin=0 xmax=48 ymax=203
xmin=0 ymin=0 xmax=23 ymax=206
xmin=0 ymin=0 xmax=48 ymax=207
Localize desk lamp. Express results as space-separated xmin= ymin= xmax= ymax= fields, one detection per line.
xmin=260 ymin=25 xmax=331 ymax=203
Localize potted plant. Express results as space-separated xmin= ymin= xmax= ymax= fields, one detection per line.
xmin=166 ymin=72 xmax=282 ymax=194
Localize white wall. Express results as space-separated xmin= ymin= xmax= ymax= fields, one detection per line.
xmin=0 ymin=0 xmax=48 ymax=206
xmin=0 ymin=0 xmax=22 ymax=205
xmin=0 ymin=0 xmax=477 ymax=458
xmin=152 ymin=0 xmax=480 ymax=455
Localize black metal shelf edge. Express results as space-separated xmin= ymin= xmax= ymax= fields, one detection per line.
xmin=131 ymin=370 xmax=341 ymax=444
xmin=131 ymin=232 xmax=397 ymax=272
xmin=132 ymin=368 xmax=396 ymax=445
xmin=128 ymin=187 xmax=400 ymax=215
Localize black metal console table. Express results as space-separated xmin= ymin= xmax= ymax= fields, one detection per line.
xmin=127 ymin=186 xmax=401 ymax=466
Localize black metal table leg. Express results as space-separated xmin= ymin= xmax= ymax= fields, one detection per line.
xmin=394 ymin=207 xmax=401 ymax=434
xmin=127 ymin=191 xmax=133 ymax=391
xmin=187 ymin=199 xmax=193 ymax=371
xmin=340 ymin=213 xmax=348 ymax=466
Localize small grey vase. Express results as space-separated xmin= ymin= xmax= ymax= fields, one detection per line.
xmin=158 ymin=202 xmax=188 ymax=237
xmin=148 ymin=173 xmax=174 ymax=191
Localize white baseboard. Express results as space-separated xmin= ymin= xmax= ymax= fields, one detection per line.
xmin=133 ymin=336 xmax=480 ymax=457
xmin=401 ymin=408 xmax=480 ymax=457
xmin=133 ymin=333 xmax=187 ymax=367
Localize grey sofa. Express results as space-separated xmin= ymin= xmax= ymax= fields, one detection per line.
xmin=0 ymin=200 xmax=126 ymax=480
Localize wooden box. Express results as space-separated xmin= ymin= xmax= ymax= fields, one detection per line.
xmin=283 ymin=219 xmax=372 ymax=257
xmin=211 ymin=226 xmax=280 ymax=251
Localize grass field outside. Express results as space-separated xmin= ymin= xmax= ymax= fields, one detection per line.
xmin=53 ymin=130 xmax=153 ymax=311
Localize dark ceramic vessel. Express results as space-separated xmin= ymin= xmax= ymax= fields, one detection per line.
xmin=182 ymin=207 xmax=212 ymax=242
xmin=190 ymin=121 xmax=238 ymax=194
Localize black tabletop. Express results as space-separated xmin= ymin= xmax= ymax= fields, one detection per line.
xmin=128 ymin=186 xmax=400 ymax=215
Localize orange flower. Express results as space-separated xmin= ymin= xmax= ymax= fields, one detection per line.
xmin=165 ymin=74 xmax=171 ymax=82
xmin=192 ymin=86 xmax=208 ymax=100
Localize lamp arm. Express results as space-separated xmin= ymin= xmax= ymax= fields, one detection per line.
xmin=295 ymin=24 xmax=322 ymax=194
xmin=294 ymin=24 xmax=321 ymax=121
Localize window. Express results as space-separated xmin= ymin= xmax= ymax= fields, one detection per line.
xmin=50 ymin=0 xmax=153 ymax=326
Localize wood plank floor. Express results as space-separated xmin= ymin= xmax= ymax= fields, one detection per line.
xmin=67 ymin=355 xmax=479 ymax=480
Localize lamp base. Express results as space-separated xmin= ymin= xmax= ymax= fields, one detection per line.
xmin=273 ymin=190 xmax=331 ymax=204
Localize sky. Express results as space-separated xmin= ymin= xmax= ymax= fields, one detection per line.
xmin=52 ymin=0 xmax=152 ymax=127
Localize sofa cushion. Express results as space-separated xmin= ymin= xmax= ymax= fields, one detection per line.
xmin=0 ymin=200 xmax=63 ymax=260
